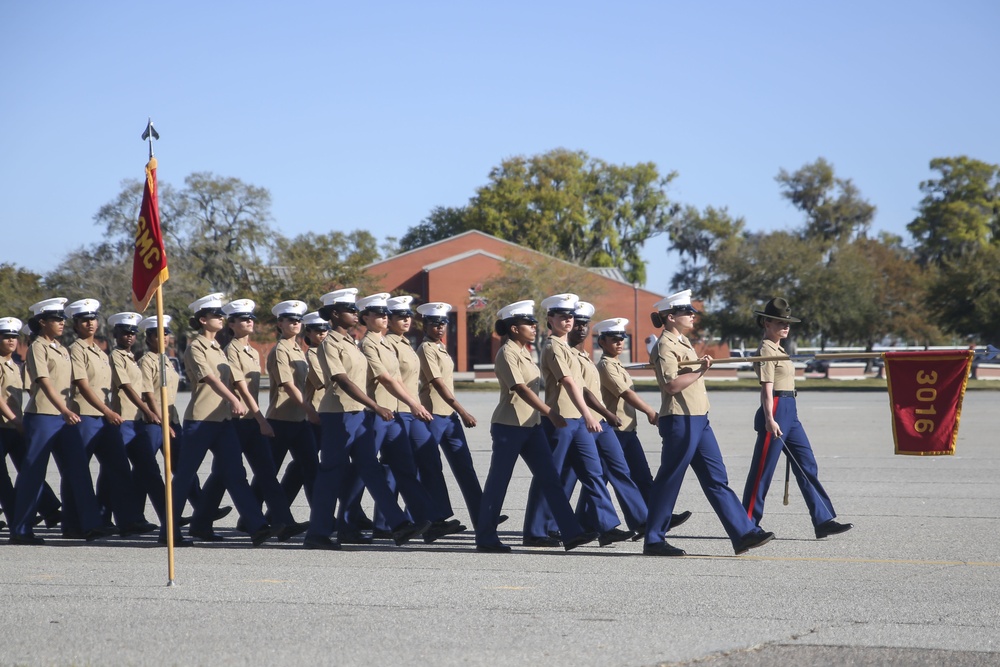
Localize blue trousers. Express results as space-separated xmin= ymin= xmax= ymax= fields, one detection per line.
xmin=260 ymin=418 xmax=318 ymax=510
xmin=1 ymin=428 xmax=61 ymax=522
xmin=410 ymin=413 xmax=485 ymax=528
xmin=170 ymin=420 xmax=266 ymax=537
xmin=477 ymin=423 xmax=586 ymax=547
xmin=402 ymin=413 xmax=457 ymax=520
xmin=198 ymin=419 xmax=295 ymax=530
xmin=615 ymin=430 xmax=654 ymax=503
xmin=141 ymin=421 xmax=202 ymax=508
xmin=742 ymin=397 xmax=836 ymax=528
xmin=12 ymin=413 xmax=103 ymax=537
xmin=646 ymin=415 xmax=758 ymax=548
xmin=564 ymin=422 xmax=649 ymax=532
xmin=76 ymin=415 xmax=141 ymax=531
xmin=0 ymin=428 xmax=19 ymax=524
xmin=523 ymin=417 xmax=621 ymax=538
xmin=122 ymin=420 xmax=165 ymax=524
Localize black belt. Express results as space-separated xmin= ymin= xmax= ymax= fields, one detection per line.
xmin=774 ymin=390 xmax=797 ymax=397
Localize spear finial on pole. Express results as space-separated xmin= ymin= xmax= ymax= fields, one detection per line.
xmin=141 ymin=118 xmax=160 ymax=159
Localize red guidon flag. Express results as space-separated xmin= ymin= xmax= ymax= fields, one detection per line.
xmin=884 ymin=350 xmax=974 ymax=455
xmin=131 ymin=157 xmax=169 ymax=311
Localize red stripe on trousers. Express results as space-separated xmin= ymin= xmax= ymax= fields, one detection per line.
xmin=746 ymin=396 xmax=780 ymax=519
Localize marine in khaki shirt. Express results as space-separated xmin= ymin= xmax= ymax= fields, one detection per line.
xmin=540 ymin=335 xmax=582 ymax=419
xmin=386 ymin=333 xmax=419 ymax=415
xmin=417 ymin=340 xmax=455 ymax=416
xmin=754 ymin=338 xmax=796 ymax=392
xmin=0 ymin=355 xmax=24 ymax=427
xmin=492 ymin=339 xmax=542 ymax=427
xmin=266 ymin=337 xmax=309 ymax=422
xmin=139 ymin=350 xmax=180 ymax=424
xmin=110 ymin=347 xmax=146 ymax=421
xmin=597 ymin=355 xmax=637 ymax=432
xmin=360 ymin=331 xmax=401 ymax=411
xmin=652 ymin=330 xmax=710 ymax=416
xmin=25 ymin=338 xmax=73 ymax=416
xmin=572 ymin=347 xmax=606 ymax=423
xmin=317 ymin=330 xmax=368 ymax=413
xmin=184 ymin=333 xmax=234 ymax=422
xmin=226 ymin=338 xmax=262 ymax=421
xmin=68 ymin=339 xmax=113 ymax=417
xmin=306 ymin=346 xmax=325 ymax=412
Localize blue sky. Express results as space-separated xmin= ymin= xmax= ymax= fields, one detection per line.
xmin=2 ymin=1 xmax=997 ymax=294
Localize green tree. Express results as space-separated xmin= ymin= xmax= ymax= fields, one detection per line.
xmin=0 ymin=263 xmax=45 ymax=317
xmin=927 ymin=244 xmax=1000 ymax=340
xmin=777 ymin=157 xmax=876 ymax=244
xmin=399 ymin=149 xmax=680 ymax=284
xmin=668 ymin=205 xmax=745 ymax=294
xmin=907 ymin=156 xmax=1000 ymax=266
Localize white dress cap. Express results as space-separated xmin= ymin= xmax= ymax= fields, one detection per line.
xmin=0 ymin=317 xmax=23 ymax=335
xmin=594 ymin=317 xmax=629 ymax=337
xmin=574 ymin=301 xmax=595 ymax=320
xmin=653 ymin=289 xmax=699 ymax=314
xmin=320 ymin=288 xmax=359 ymax=306
xmin=386 ymin=295 xmax=414 ymax=314
xmin=139 ymin=315 xmax=172 ymax=332
xmin=416 ymin=302 xmax=452 ymax=320
xmin=222 ymin=298 xmax=257 ymax=319
xmin=188 ymin=292 xmax=226 ymax=313
xmin=496 ymin=300 xmax=537 ymax=322
xmin=357 ymin=293 xmax=392 ymax=312
xmin=302 ymin=311 xmax=330 ymax=328
xmin=29 ymin=297 xmax=68 ymax=317
xmin=108 ymin=312 xmax=143 ymax=331
xmin=65 ymin=298 xmax=101 ymax=319
xmin=540 ymin=293 xmax=579 ymax=314
xmin=19 ymin=322 xmax=31 ymax=336
xmin=271 ymin=300 xmax=308 ymax=319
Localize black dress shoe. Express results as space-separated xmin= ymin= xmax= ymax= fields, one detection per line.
xmin=523 ymin=535 xmax=561 ymax=548
xmin=303 ymin=535 xmax=342 ymax=551
xmin=251 ymin=523 xmax=278 ymax=547
xmin=0 ymin=520 xmax=6 ymax=532
xmin=190 ymin=529 xmax=225 ymax=542
xmin=43 ymin=510 xmax=62 ymax=528
xmin=642 ymin=541 xmax=686 ymax=557
xmin=337 ymin=530 xmax=373 ymax=545
xmin=423 ymin=520 xmax=468 ymax=543
xmin=85 ymin=526 xmax=117 ymax=542
xmin=547 ymin=530 xmax=562 ymax=540
xmin=563 ymin=531 xmax=600 ymax=551
xmin=497 ymin=514 xmax=509 ymax=525
xmin=120 ymin=521 xmax=158 ymax=536
xmin=599 ymin=527 xmax=635 ymax=546
xmin=734 ymin=530 xmax=775 ymax=555
xmin=667 ymin=511 xmax=693 ymax=532
xmin=215 ymin=506 xmax=234 ymax=521
xmin=276 ymin=521 xmax=310 ymax=541
xmin=372 ymin=528 xmax=394 ymax=539
xmin=815 ymin=520 xmax=853 ymax=539
xmin=177 ymin=515 xmax=193 ymax=527
xmin=476 ymin=543 xmax=512 ymax=553
xmin=10 ymin=534 xmax=45 ymax=545
xmin=630 ymin=524 xmax=646 ymax=541
xmin=355 ymin=515 xmax=375 ymax=530
xmin=392 ymin=520 xmax=431 ymax=546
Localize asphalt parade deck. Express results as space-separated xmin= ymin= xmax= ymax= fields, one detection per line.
xmin=1 ymin=391 xmax=998 ymax=666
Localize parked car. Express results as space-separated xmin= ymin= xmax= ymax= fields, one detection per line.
xmin=804 ymin=358 xmax=829 ymax=374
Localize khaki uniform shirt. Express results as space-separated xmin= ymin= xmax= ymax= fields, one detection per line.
xmin=754 ymin=338 xmax=795 ymax=391
xmin=184 ymin=334 xmax=233 ymax=422
xmin=266 ymin=337 xmax=309 ymax=422
xmin=69 ymin=339 xmax=112 ymax=416
xmin=226 ymin=337 xmax=261 ymax=421
xmin=306 ymin=347 xmax=325 ymax=412
xmin=318 ymin=330 xmax=367 ymax=413
xmin=0 ymin=357 xmax=24 ymax=427
xmin=597 ymin=355 xmax=637 ymax=432
xmin=572 ymin=347 xmax=604 ymax=422
xmin=386 ymin=333 xmax=420 ymax=414
xmin=360 ymin=331 xmax=400 ymax=411
xmin=652 ymin=330 xmax=710 ymax=416
xmin=25 ymin=338 xmax=72 ymax=416
xmin=418 ymin=339 xmax=454 ymax=416
xmin=540 ymin=336 xmax=582 ymax=420
xmin=492 ymin=340 xmax=541 ymax=427
xmin=110 ymin=348 xmax=145 ymax=420
xmin=139 ymin=350 xmax=180 ymax=424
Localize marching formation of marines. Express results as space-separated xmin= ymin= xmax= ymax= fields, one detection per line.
xmin=0 ymin=288 xmax=852 ymax=554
